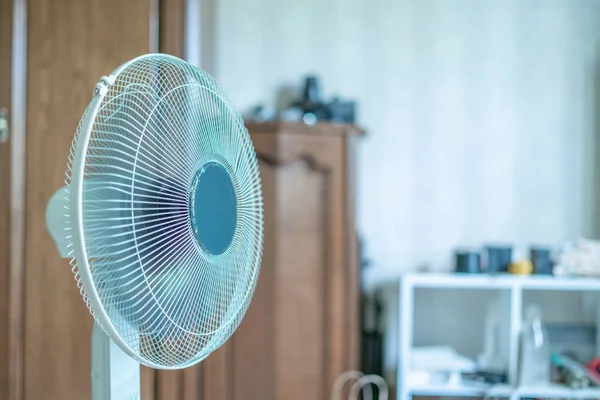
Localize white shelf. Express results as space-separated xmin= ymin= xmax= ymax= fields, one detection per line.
xmin=408 ymin=383 xmax=600 ymax=399
xmin=520 ymin=276 xmax=600 ymax=291
xmin=409 ymin=383 xmax=512 ymax=397
xmin=404 ymin=273 xmax=600 ymax=291
xmin=516 ymin=383 xmax=600 ymax=399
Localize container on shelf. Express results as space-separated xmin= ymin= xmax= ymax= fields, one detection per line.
xmin=531 ymin=247 xmax=552 ymax=275
xmin=519 ymin=304 xmax=551 ymax=385
xmin=485 ymin=246 xmax=513 ymax=273
xmin=455 ymin=251 xmax=481 ymax=274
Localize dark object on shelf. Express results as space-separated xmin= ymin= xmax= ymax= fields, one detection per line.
xmin=485 ymin=246 xmax=512 ymax=273
xmin=303 ymin=75 xmax=320 ymax=104
xmin=531 ymin=247 xmax=552 ymax=275
xmin=455 ymin=251 xmax=481 ymax=273
xmin=285 ymin=75 xmax=356 ymax=124
xmin=462 ymin=370 xmax=506 ymax=385
xmin=293 ymin=75 xmax=329 ymax=121
xmin=329 ymin=96 xmax=356 ymax=124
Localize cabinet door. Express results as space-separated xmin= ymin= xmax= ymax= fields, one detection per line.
xmin=22 ymin=1 xmax=153 ymax=399
xmin=231 ymin=129 xmax=359 ymax=400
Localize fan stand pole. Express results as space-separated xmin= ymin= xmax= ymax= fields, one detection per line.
xmin=91 ymin=323 xmax=141 ymax=400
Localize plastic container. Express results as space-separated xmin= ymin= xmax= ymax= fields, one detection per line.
xmin=519 ymin=304 xmax=551 ymax=385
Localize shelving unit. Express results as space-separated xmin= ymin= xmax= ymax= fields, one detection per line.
xmin=396 ymin=274 xmax=600 ymax=400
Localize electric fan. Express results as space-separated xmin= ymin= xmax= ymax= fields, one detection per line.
xmin=45 ymin=54 xmax=263 ymax=400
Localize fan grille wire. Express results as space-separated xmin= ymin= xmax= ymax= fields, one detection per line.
xmin=64 ymin=55 xmax=263 ymax=368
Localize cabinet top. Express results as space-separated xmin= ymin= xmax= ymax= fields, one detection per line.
xmin=244 ymin=120 xmax=365 ymax=136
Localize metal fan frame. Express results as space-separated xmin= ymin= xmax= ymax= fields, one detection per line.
xmin=69 ymin=54 xmax=253 ymax=370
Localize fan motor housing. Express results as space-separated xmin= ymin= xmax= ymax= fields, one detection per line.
xmin=189 ymin=162 xmax=237 ymax=255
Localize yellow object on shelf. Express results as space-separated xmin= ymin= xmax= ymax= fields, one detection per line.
xmin=509 ymin=259 xmax=533 ymax=275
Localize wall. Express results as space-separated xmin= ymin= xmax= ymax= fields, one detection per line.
xmin=214 ymin=0 xmax=600 ymax=278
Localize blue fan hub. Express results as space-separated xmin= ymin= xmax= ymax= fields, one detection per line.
xmin=189 ymin=162 xmax=237 ymax=255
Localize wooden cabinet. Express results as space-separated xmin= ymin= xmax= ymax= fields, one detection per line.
xmin=224 ymin=121 xmax=363 ymax=400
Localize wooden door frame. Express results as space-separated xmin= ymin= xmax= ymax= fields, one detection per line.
xmin=158 ymin=0 xmax=216 ymax=72
xmin=159 ymin=0 xmax=186 ymax=58
xmin=0 ymin=0 xmax=13 ymax=394
xmin=3 ymin=0 xmax=27 ymax=398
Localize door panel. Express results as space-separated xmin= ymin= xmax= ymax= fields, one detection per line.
xmin=24 ymin=0 xmax=152 ymax=399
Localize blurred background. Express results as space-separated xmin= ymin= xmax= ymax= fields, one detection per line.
xmin=4 ymin=0 xmax=600 ymax=399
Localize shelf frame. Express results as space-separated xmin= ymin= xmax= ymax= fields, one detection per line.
xmin=396 ymin=273 xmax=600 ymax=400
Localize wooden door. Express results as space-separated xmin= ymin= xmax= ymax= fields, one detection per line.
xmin=22 ymin=1 xmax=153 ymax=399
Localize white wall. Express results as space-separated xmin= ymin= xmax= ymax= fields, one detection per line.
xmin=214 ymin=0 xmax=600 ymax=278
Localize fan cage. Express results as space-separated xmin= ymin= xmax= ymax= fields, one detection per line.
xmin=63 ymin=54 xmax=263 ymax=369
